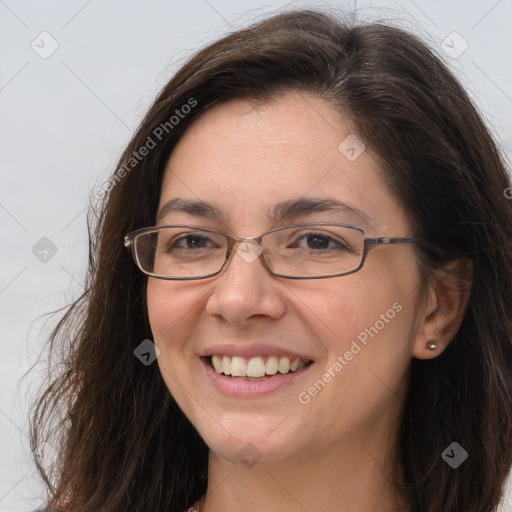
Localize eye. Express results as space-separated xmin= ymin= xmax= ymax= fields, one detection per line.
xmin=289 ymin=231 xmax=349 ymax=251
xmin=168 ymin=233 xmax=217 ymax=251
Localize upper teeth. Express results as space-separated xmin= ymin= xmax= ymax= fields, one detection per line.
xmin=211 ymin=355 xmax=309 ymax=377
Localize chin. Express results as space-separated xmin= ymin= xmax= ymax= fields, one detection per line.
xmin=193 ymin=413 xmax=308 ymax=467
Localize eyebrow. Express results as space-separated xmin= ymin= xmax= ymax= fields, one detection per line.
xmin=156 ymin=197 xmax=373 ymax=228
xmin=271 ymin=198 xmax=373 ymax=227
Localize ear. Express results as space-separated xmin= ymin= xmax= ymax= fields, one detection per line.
xmin=412 ymin=258 xmax=473 ymax=360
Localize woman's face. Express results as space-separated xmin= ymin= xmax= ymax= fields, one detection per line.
xmin=147 ymin=92 xmax=423 ymax=466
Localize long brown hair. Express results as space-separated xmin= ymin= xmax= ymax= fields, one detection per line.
xmin=30 ymin=9 xmax=512 ymax=512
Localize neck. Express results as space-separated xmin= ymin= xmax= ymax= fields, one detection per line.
xmin=199 ymin=423 xmax=409 ymax=512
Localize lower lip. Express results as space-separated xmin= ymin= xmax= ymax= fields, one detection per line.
xmin=201 ymin=357 xmax=314 ymax=397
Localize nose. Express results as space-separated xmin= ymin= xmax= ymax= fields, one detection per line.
xmin=205 ymin=240 xmax=286 ymax=326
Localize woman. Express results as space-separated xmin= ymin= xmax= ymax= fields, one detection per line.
xmin=31 ymin=8 xmax=512 ymax=512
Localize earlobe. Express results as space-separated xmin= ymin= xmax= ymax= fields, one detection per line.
xmin=412 ymin=258 xmax=473 ymax=360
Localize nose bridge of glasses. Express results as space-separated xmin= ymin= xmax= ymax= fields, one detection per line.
xmin=227 ymin=234 xmax=265 ymax=268
xmin=224 ymin=230 xmax=262 ymax=252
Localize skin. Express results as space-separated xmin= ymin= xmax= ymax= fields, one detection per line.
xmin=146 ymin=92 xmax=470 ymax=512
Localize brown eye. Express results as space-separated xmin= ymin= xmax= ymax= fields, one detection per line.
xmin=170 ymin=234 xmax=213 ymax=251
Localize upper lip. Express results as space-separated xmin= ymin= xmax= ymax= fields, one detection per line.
xmin=200 ymin=343 xmax=314 ymax=361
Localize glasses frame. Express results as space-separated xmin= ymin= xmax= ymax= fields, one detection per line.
xmin=124 ymin=222 xmax=422 ymax=280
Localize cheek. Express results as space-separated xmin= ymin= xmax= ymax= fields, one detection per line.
xmin=147 ymin=280 xmax=206 ymax=342
xmin=146 ymin=279 xmax=216 ymax=402
xmin=146 ymin=281 xmax=196 ymax=392
xmin=324 ymin=273 xmax=416 ymax=406
xmin=294 ymin=283 xmax=415 ymax=436
xmin=302 ymin=261 xmax=417 ymax=376
xmin=147 ymin=282 xmax=177 ymax=342
xmin=146 ymin=281 xmax=205 ymax=414
xmin=296 ymin=273 xmax=410 ymax=351
xmin=335 ymin=249 xmax=421 ymax=345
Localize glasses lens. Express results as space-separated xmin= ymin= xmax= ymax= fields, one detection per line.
xmin=263 ymin=224 xmax=364 ymax=277
xmin=135 ymin=227 xmax=228 ymax=278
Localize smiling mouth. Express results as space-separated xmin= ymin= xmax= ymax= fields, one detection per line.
xmin=205 ymin=355 xmax=314 ymax=381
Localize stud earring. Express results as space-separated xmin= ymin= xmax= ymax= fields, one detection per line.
xmin=427 ymin=342 xmax=438 ymax=351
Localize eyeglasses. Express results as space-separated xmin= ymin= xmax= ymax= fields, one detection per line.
xmin=124 ymin=223 xmax=421 ymax=280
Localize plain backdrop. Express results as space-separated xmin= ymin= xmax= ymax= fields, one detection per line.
xmin=1 ymin=1 xmax=511 ymax=510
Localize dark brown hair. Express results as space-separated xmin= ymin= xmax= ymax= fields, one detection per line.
xmin=30 ymin=9 xmax=512 ymax=512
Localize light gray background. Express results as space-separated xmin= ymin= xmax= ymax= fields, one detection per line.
xmin=1 ymin=1 xmax=511 ymax=510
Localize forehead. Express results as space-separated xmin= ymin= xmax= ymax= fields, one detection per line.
xmin=159 ymin=93 xmax=408 ymax=236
